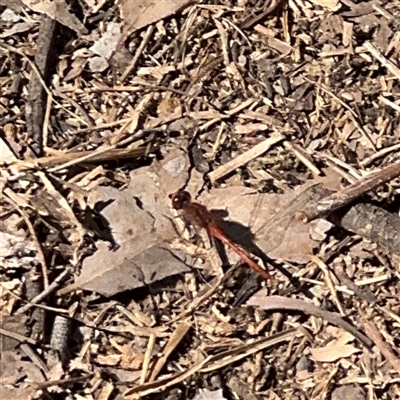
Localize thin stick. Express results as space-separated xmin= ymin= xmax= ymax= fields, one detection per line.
xmin=121 ymin=25 xmax=154 ymax=82
xmin=141 ymin=333 xmax=156 ymax=384
xmin=0 ymin=327 xmax=38 ymax=346
xmin=15 ymin=267 xmax=73 ymax=315
xmin=47 ymin=135 xmax=146 ymax=173
xmin=363 ymin=41 xmax=400 ymax=79
xmin=310 ymin=255 xmax=345 ymax=316
xmin=304 ymin=77 xmax=377 ymax=151
xmin=283 ymin=141 xmax=321 ymax=176
xmin=207 ymin=133 xmax=285 ymax=182
xmin=360 ymin=142 xmax=400 ymax=167
xmin=299 ymin=160 xmax=400 ymax=222
xmin=364 ymin=321 xmax=400 ymax=374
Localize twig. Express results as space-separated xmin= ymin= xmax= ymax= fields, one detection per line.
xmin=121 ymin=25 xmax=155 ymax=82
xmin=48 ymin=315 xmax=71 ymax=367
xmin=363 ymin=41 xmax=400 ymax=79
xmin=25 ymin=14 xmax=56 ymax=156
xmin=47 ymin=135 xmax=151 ymax=173
xmin=0 ymin=327 xmax=38 ymax=346
xmin=299 ymin=160 xmax=400 ymax=222
xmin=283 ymin=141 xmax=321 ymax=176
xmin=240 ymin=0 xmax=284 ymax=29
xmin=247 ymin=294 xmax=373 ymax=347
xmin=338 ymin=203 xmax=400 ymax=256
xmin=24 ymin=267 xmax=45 ymax=340
xmin=148 ymin=323 xmax=191 ymax=382
xmin=141 ymin=333 xmax=156 ymax=384
xmin=207 ymin=133 xmax=285 ymax=182
xmin=15 ymin=268 xmax=73 ymax=315
xmin=360 ymin=141 xmax=400 ymax=167
xmin=304 ymin=77 xmax=377 ymax=151
xmin=310 ymin=255 xmax=345 ymax=316
xmin=8 ymin=145 xmax=149 ymax=172
xmin=364 ymin=321 xmax=400 ymax=374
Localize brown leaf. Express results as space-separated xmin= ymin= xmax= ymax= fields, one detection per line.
xmin=74 ymin=240 xmax=192 ymax=297
xmin=118 ymin=0 xmax=194 ymax=48
xmin=21 ymin=0 xmax=87 ymax=34
xmin=65 ymin=150 xmax=193 ymax=297
xmin=310 ymin=344 xmax=360 ymax=362
xmin=0 ymin=0 xmax=24 ymax=13
xmin=0 ymin=385 xmax=37 ymax=400
xmin=0 ymin=315 xmax=28 ymax=351
xmin=96 ymin=353 xmax=121 ymax=367
xmin=200 ymin=183 xmax=330 ymax=264
xmin=193 ymin=389 xmax=227 ymax=400
xmin=0 ymin=21 xmax=36 ymax=39
xmin=119 ymin=345 xmax=145 ymax=370
xmin=0 ymin=350 xmax=44 ymax=384
xmin=308 ymin=0 xmax=341 ymax=12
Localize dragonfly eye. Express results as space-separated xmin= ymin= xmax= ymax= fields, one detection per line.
xmin=170 ymin=190 xmax=191 ymax=210
xmin=180 ymin=191 xmax=191 ymax=203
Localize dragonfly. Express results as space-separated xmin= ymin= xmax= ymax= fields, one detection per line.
xmin=169 ymin=190 xmax=272 ymax=282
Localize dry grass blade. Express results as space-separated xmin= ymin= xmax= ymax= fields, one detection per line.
xmin=363 ymin=321 xmax=400 ymax=375
xmin=148 ymin=322 xmax=191 ymax=382
xmin=208 ymin=133 xmax=285 ymax=182
xmin=124 ymin=328 xmax=300 ymax=397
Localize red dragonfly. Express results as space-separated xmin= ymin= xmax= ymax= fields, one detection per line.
xmin=169 ymin=190 xmax=272 ymax=282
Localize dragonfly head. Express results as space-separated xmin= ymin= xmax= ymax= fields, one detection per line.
xmin=169 ymin=190 xmax=191 ymax=210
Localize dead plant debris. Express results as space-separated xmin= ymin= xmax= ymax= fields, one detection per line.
xmin=1 ymin=0 xmax=400 ymax=399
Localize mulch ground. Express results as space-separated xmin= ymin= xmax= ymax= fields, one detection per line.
xmin=1 ymin=0 xmax=400 ymax=399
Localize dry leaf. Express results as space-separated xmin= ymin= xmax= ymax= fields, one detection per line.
xmin=65 ymin=149 xmax=193 ymax=296
xmin=0 ymin=385 xmax=37 ymax=400
xmin=0 ymin=21 xmax=36 ymax=39
xmin=0 ymin=137 xmax=17 ymax=163
xmin=193 ymin=389 xmax=227 ymax=400
xmin=119 ymin=0 xmax=194 ymax=40
xmin=310 ymin=344 xmax=360 ymax=362
xmin=119 ymin=345 xmax=145 ymax=370
xmin=0 ymin=350 xmax=45 ymax=384
xmin=21 ymin=0 xmax=87 ymax=34
xmin=0 ymin=231 xmax=38 ymax=270
xmin=308 ymin=0 xmax=341 ymax=12
xmin=200 ymin=183 xmax=330 ymax=264
xmin=0 ymin=315 xmax=28 ymax=351
xmin=96 ymin=353 xmax=121 ymax=366
xmin=325 ymin=328 xmax=356 ymax=346
xmin=89 ymin=22 xmax=122 ymax=72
